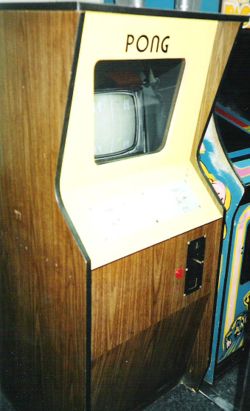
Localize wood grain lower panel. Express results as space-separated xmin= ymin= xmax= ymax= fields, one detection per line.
xmin=91 ymin=219 xmax=223 ymax=410
xmin=92 ymin=220 xmax=223 ymax=359
xmin=91 ymin=296 xmax=208 ymax=411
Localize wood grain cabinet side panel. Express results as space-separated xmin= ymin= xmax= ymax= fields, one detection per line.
xmin=191 ymin=21 xmax=240 ymax=161
xmin=0 ymin=11 xmax=88 ymax=411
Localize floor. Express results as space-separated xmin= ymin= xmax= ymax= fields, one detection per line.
xmin=1 ymin=352 xmax=249 ymax=411
xmin=144 ymin=351 xmax=250 ymax=411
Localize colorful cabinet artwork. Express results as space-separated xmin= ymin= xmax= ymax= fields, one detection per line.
xmin=221 ymin=0 xmax=250 ymax=28
xmin=200 ymin=27 xmax=250 ymax=383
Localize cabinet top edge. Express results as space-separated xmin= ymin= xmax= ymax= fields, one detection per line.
xmin=0 ymin=2 xmax=248 ymax=22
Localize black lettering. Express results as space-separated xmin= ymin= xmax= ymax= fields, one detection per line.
xmin=137 ymin=35 xmax=149 ymax=52
xmin=161 ymin=36 xmax=170 ymax=53
xmin=150 ymin=35 xmax=160 ymax=52
xmin=125 ymin=34 xmax=134 ymax=52
xmin=125 ymin=34 xmax=170 ymax=53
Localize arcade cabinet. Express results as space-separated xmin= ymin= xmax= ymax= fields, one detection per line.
xmin=200 ymin=26 xmax=250 ymax=383
xmin=0 ymin=2 xmax=245 ymax=411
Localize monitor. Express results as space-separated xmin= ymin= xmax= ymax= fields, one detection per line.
xmin=94 ymin=59 xmax=184 ymax=164
xmin=94 ymin=88 xmax=145 ymax=162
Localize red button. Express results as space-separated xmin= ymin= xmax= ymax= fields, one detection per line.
xmin=175 ymin=267 xmax=185 ymax=279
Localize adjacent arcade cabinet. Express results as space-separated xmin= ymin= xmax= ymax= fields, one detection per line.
xmin=200 ymin=25 xmax=250 ymax=384
xmin=0 ymin=3 xmax=245 ymax=411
